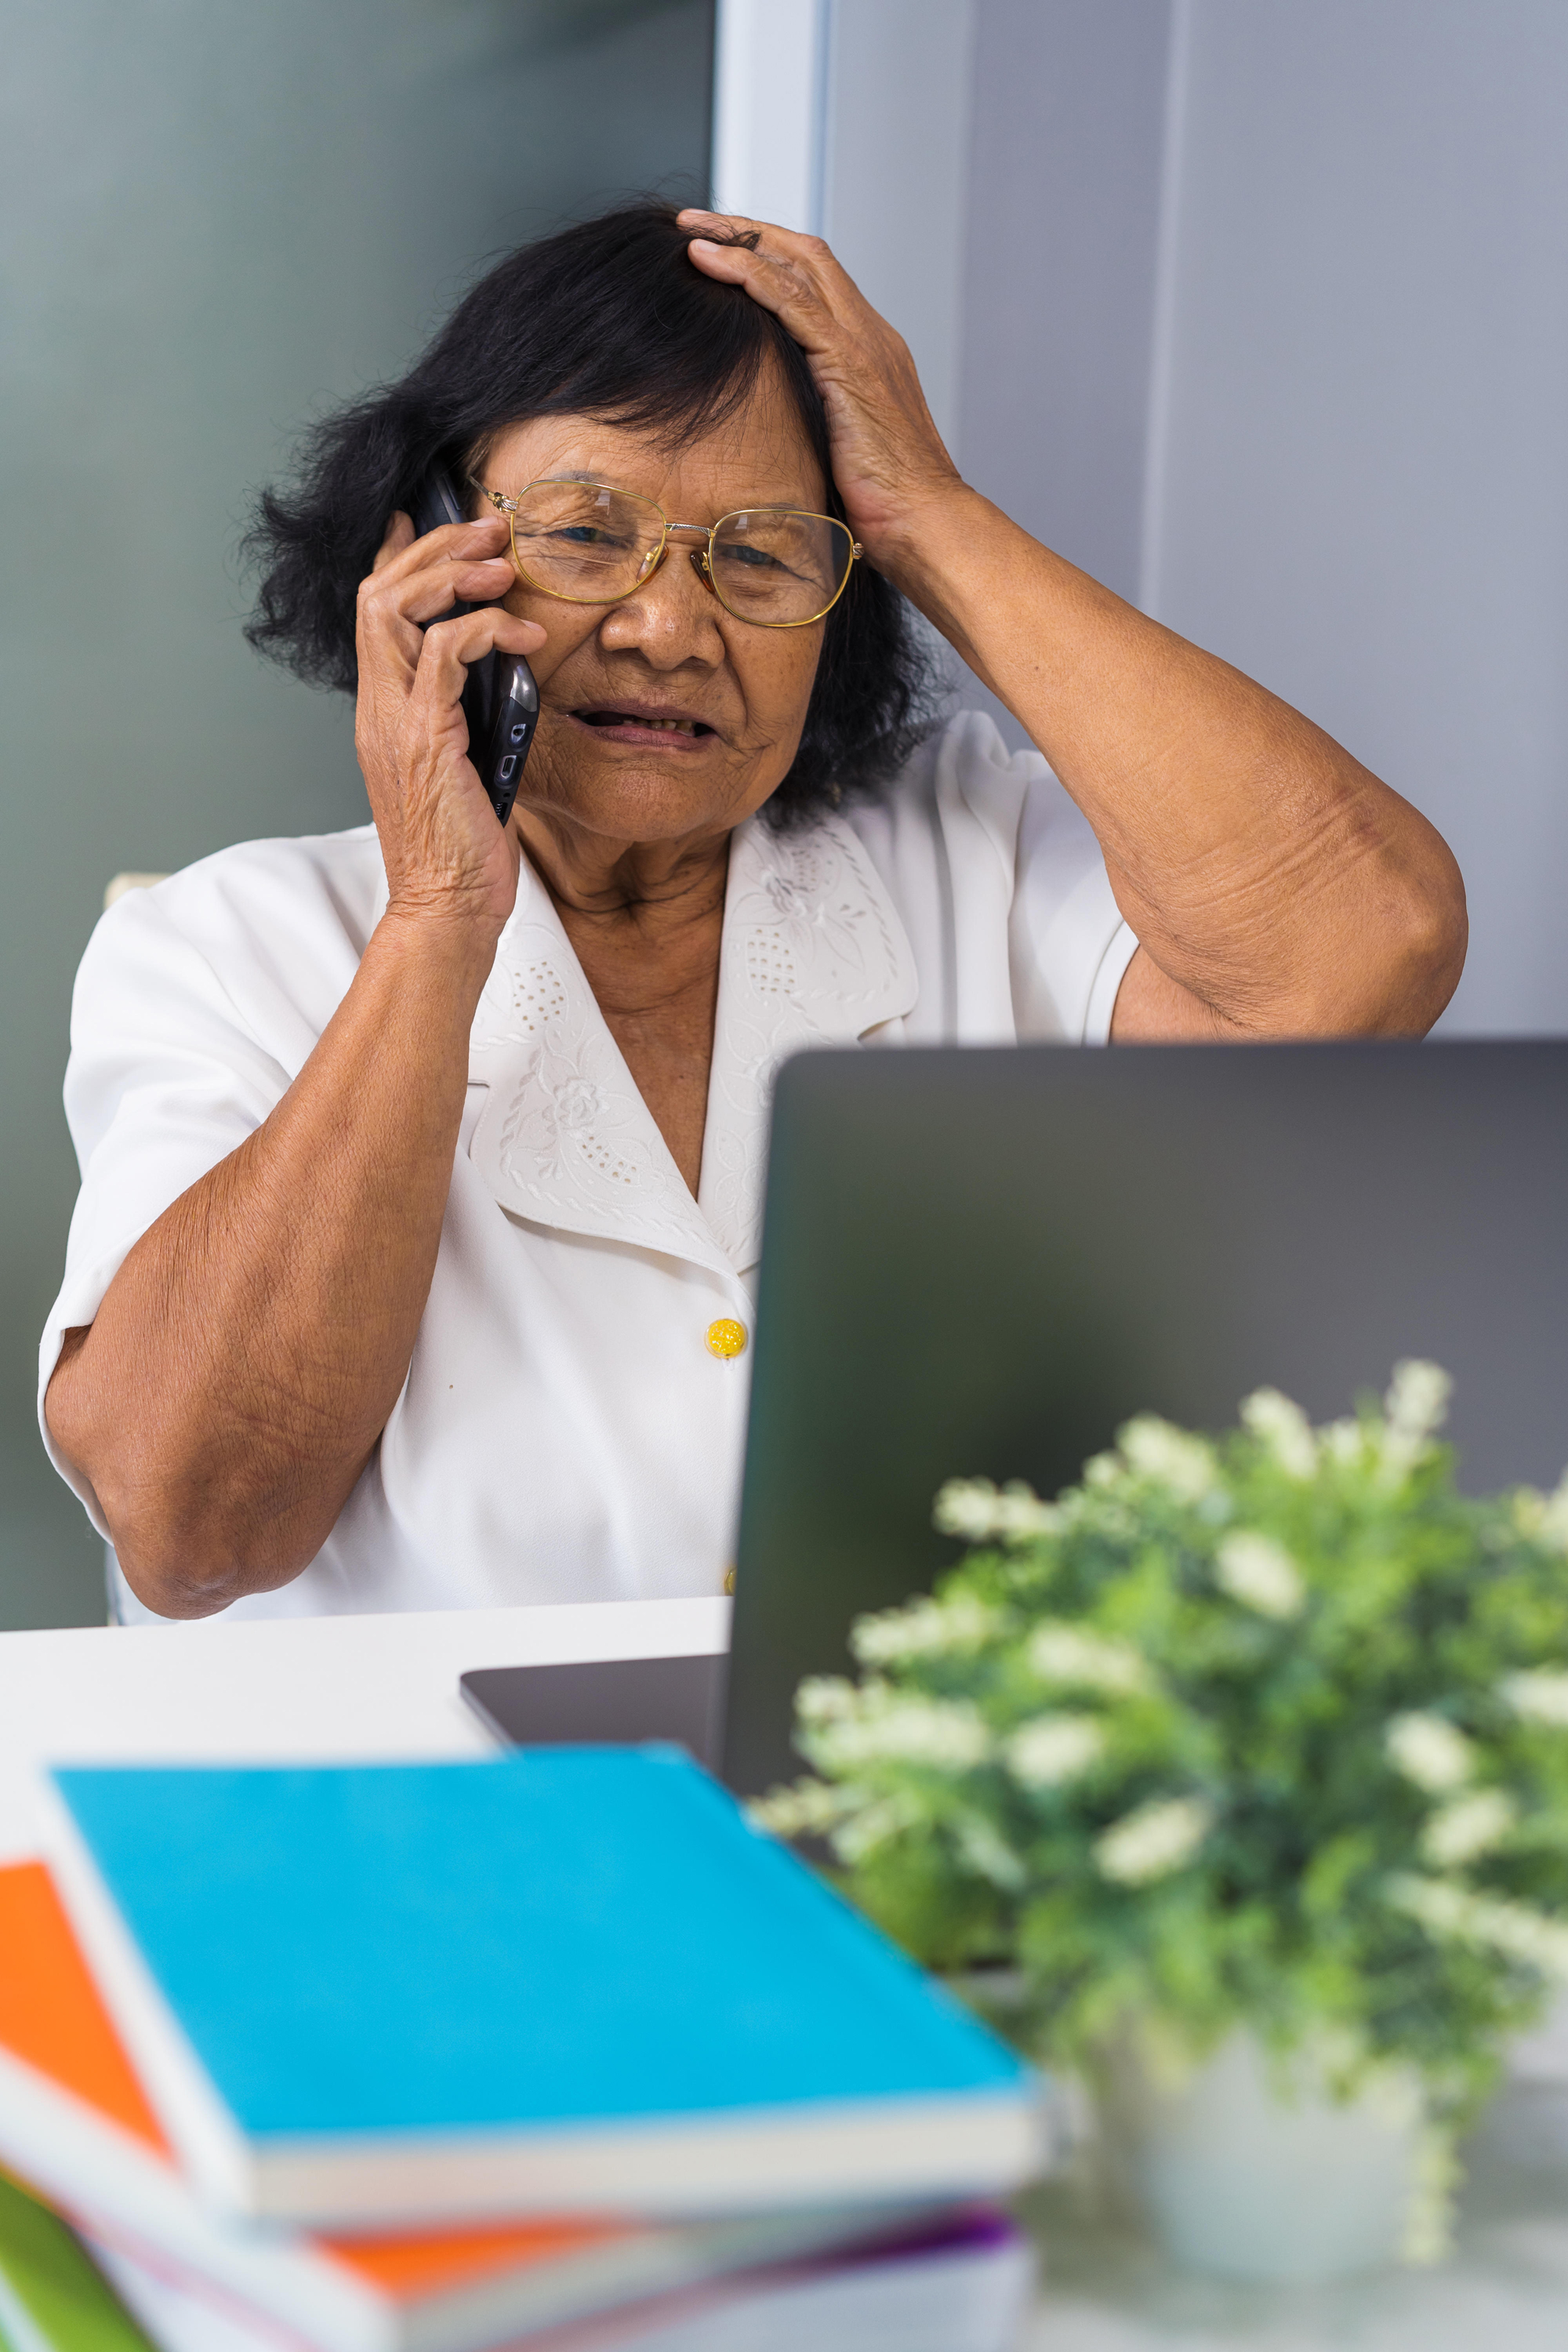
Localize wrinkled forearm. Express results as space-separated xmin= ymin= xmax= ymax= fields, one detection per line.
xmin=885 ymin=485 xmax=1466 ymax=1036
xmin=45 ymin=909 xmax=495 ymax=1616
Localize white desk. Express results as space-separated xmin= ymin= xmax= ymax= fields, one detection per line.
xmin=4 ymin=1606 xmax=1567 ymax=2349
xmin=0 ymin=1599 xmax=728 ymax=1864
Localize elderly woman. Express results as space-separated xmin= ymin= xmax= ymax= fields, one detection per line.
xmin=41 ymin=205 xmax=1465 ymax=1623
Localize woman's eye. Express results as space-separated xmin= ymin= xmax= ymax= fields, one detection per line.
xmin=719 ymin=543 xmax=786 ymax=572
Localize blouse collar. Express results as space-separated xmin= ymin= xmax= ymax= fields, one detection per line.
xmin=466 ymin=807 xmax=917 ymax=1276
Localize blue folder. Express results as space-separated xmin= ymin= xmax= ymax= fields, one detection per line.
xmin=48 ymin=1748 xmax=1040 ymax=2228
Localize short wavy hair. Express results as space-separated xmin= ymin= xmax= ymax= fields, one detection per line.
xmin=245 ymin=202 xmax=942 ymax=828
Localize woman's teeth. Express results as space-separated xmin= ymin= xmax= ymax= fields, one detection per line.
xmin=583 ymin=710 xmax=702 ymax=734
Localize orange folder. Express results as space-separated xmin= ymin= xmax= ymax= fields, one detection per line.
xmin=0 ymin=1862 xmax=913 ymax=2352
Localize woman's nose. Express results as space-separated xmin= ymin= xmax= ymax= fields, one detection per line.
xmin=599 ymin=539 xmax=724 ymax=657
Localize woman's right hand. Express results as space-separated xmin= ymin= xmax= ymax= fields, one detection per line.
xmin=354 ymin=513 xmax=547 ymax=941
xmin=53 ymin=512 xmax=549 ymax=1615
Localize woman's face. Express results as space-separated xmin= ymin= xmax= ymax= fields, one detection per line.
xmin=480 ymin=368 xmax=829 ymax=858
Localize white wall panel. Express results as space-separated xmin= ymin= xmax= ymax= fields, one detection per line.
xmin=711 ymin=0 xmax=827 ymax=228
xmin=713 ymin=0 xmax=977 ymax=447
xmin=960 ymin=0 xmax=1171 ymax=605
xmin=822 ymin=0 xmax=976 ymax=449
xmin=1147 ymin=1 xmax=1568 ymax=1034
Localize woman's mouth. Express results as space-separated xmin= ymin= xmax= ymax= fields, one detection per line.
xmin=569 ymin=707 xmax=716 ymax=747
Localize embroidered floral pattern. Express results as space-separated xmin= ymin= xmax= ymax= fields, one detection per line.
xmin=703 ymin=823 xmax=913 ymax=1265
xmin=471 ymin=953 xmax=569 ymax=1051
xmin=466 ymin=816 xmax=917 ymax=1273
xmin=503 ymin=1049 xmax=662 ymax=1193
xmin=744 ymin=931 xmax=798 ymax=996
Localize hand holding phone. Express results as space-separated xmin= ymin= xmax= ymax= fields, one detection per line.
xmin=408 ymin=471 xmax=539 ymax=826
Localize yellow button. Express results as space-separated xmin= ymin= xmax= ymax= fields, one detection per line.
xmin=723 ymin=1567 xmax=736 ymax=1595
xmin=706 ymin=1318 xmax=748 ymax=1360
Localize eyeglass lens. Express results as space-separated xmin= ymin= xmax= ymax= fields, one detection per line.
xmin=509 ymin=482 xmax=851 ymax=622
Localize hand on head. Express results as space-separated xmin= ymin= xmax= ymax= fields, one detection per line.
xmin=677 ymin=209 xmax=964 ymax=569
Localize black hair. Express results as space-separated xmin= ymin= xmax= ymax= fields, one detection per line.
xmin=244 ymin=201 xmax=942 ymax=827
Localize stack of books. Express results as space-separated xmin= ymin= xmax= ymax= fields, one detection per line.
xmin=0 ymin=1747 xmax=1042 ymax=2350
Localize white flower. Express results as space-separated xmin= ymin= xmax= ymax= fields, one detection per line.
xmin=1503 ymin=1669 xmax=1568 ymax=1726
xmin=993 ymin=1484 xmax=1063 ymax=1542
xmin=1385 ymin=1711 xmax=1475 ymax=1793
xmin=1541 ymin=1477 xmax=1568 ymax=1552
xmin=1094 ymin=1796 xmax=1213 ymax=1885
xmin=1005 ymin=1714 xmax=1105 ymax=1788
xmin=1377 ymin=1360 xmax=1452 ymax=1486
xmin=803 ymin=1692 xmax=993 ymax=1773
xmin=933 ymin=1479 xmax=1006 ymax=1542
xmin=1386 ymin=1359 xmax=1452 ymax=1439
xmin=933 ymin=1478 xmax=1062 ymax=1546
xmin=1520 ymin=1475 xmax=1568 ymax=1554
xmin=1321 ymin=1417 xmax=1366 ymax=1466
xmin=754 ymin=1777 xmax=931 ymax=1867
xmin=1401 ymin=2122 xmax=1463 ymax=2267
xmin=1027 ymin=1622 xmax=1151 ymax=1697
xmin=748 ymin=1777 xmax=858 ymax=1838
xmin=1214 ymin=1530 xmax=1306 ymax=1620
xmin=829 ymin=1791 xmax=922 ymax=1864
xmin=1421 ymin=1789 xmax=1516 ymax=1867
xmin=1241 ymin=1387 xmax=1318 ymax=1479
xmin=1119 ymin=1416 xmax=1219 ymax=1502
xmin=1388 ymin=1873 xmax=1568 ymax=1982
xmin=552 ymin=1076 xmax=603 ymax=1129
xmin=953 ymin=1812 xmax=1026 ymax=1889
xmin=851 ymin=1592 xmax=1001 ymax=1667
xmin=795 ymin=1676 xmax=858 ymax=1726
xmin=1512 ymin=1488 xmax=1547 ymax=1538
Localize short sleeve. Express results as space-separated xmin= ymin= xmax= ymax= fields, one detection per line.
xmin=1011 ymin=755 xmax=1139 ymax=1044
xmin=38 ymin=888 xmax=292 ymax=1531
xmin=941 ymin=712 xmax=1139 ymax=1044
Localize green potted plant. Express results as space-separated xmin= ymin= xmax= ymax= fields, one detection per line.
xmin=756 ymin=1364 xmax=1568 ymax=2282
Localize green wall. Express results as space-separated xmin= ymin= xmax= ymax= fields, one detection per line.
xmin=0 ymin=0 xmax=714 ymax=1627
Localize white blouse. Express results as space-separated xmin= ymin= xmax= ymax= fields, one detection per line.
xmin=39 ymin=713 xmax=1137 ymax=1623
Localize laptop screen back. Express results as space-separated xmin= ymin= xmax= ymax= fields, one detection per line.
xmin=721 ymin=1040 xmax=1568 ymax=1795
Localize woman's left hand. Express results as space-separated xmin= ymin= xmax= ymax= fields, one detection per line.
xmin=681 ymin=212 xmax=1467 ymax=1045
xmin=678 ymin=209 xmax=961 ymax=568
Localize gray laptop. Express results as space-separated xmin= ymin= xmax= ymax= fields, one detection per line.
xmin=463 ymin=1040 xmax=1568 ymax=1798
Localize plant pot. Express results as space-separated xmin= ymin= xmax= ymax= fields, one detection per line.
xmin=1097 ymin=2029 xmax=1424 ymax=2284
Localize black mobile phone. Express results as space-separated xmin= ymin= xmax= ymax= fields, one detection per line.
xmin=408 ymin=469 xmax=539 ymax=826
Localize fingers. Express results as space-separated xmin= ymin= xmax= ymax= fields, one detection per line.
xmin=358 ymin=601 xmax=545 ymax=825
xmin=677 ymin=207 xmax=846 ymax=287
xmin=372 ymin=513 xmax=509 ymax=593
xmin=409 ymin=605 xmax=546 ymax=717
xmin=677 ymin=205 xmax=829 ymax=263
xmin=677 ymin=209 xmax=849 ymax=346
xmin=357 ymin=518 xmax=519 ymax=677
xmin=354 ymin=521 xmax=543 ymax=903
xmin=401 ymin=554 xmax=515 ymax=628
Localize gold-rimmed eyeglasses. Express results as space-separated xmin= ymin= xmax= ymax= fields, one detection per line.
xmin=473 ymin=477 xmax=862 ymax=629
